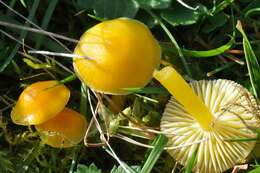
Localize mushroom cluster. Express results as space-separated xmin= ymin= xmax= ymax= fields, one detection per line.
xmin=154 ymin=66 xmax=259 ymax=173
xmin=10 ymin=17 xmax=259 ymax=172
xmin=72 ymin=18 xmax=259 ymax=172
xmin=11 ymin=80 xmax=87 ymax=148
xmin=11 ymin=17 xmax=161 ymax=147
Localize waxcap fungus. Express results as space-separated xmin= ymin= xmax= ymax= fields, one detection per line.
xmin=35 ymin=108 xmax=87 ymax=148
xmin=11 ymin=80 xmax=70 ymax=125
xmin=161 ymin=79 xmax=259 ymax=173
xmin=73 ymin=17 xmax=161 ymax=95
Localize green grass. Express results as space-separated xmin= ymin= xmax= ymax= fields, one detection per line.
xmin=0 ymin=0 xmax=260 ymax=173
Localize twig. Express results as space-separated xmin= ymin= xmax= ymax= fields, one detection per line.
xmin=28 ymin=50 xmax=93 ymax=60
xmin=0 ymin=21 xmax=79 ymax=44
xmin=176 ymin=0 xmax=199 ymax=10
xmin=0 ymin=0 xmax=72 ymax=52
xmin=112 ymin=134 xmax=209 ymax=150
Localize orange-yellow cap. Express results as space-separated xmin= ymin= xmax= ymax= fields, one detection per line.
xmin=35 ymin=108 xmax=87 ymax=148
xmin=73 ymin=17 xmax=161 ymax=95
xmin=11 ymin=80 xmax=70 ymax=125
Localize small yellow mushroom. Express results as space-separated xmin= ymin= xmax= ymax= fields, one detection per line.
xmin=73 ymin=17 xmax=161 ymax=95
xmin=154 ymin=66 xmax=259 ymax=173
xmin=35 ymin=108 xmax=87 ymax=148
xmin=11 ymin=80 xmax=70 ymax=125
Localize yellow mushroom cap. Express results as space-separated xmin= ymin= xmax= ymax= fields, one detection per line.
xmin=161 ymin=79 xmax=259 ymax=173
xmin=35 ymin=108 xmax=87 ymax=148
xmin=73 ymin=17 xmax=161 ymax=95
xmin=11 ymin=80 xmax=70 ymax=125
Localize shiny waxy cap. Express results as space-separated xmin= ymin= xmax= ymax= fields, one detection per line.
xmin=35 ymin=108 xmax=87 ymax=148
xmin=11 ymin=80 xmax=70 ymax=125
xmin=73 ymin=17 xmax=161 ymax=95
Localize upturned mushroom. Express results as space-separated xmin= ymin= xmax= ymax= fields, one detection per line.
xmin=73 ymin=17 xmax=161 ymax=95
xmin=35 ymin=108 xmax=87 ymax=148
xmin=11 ymin=80 xmax=70 ymax=125
xmin=154 ymin=66 xmax=259 ymax=173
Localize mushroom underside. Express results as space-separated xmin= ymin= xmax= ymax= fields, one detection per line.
xmin=161 ymin=79 xmax=259 ymax=173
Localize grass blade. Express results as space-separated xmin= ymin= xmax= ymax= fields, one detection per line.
xmin=145 ymin=9 xmax=192 ymax=77
xmin=207 ymin=62 xmax=235 ymax=77
xmin=248 ymin=166 xmax=260 ymax=173
xmin=59 ymin=74 xmax=77 ymax=84
xmin=69 ymin=146 xmax=81 ymax=173
xmin=104 ymin=147 xmax=137 ymax=173
xmin=245 ymin=8 xmax=260 ymax=18
xmin=236 ymin=21 xmax=260 ymax=97
xmin=140 ymin=134 xmax=168 ymax=173
xmin=211 ymin=0 xmax=235 ymax=15
xmin=0 ymin=0 xmax=40 ymax=72
xmin=183 ymin=38 xmax=234 ymax=57
xmin=19 ymin=0 xmax=26 ymax=7
xmin=184 ymin=145 xmax=199 ymax=173
xmin=161 ymin=37 xmax=234 ymax=58
xmin=35 ymin=0 xmax=58 ymax=49
xmin=80 ymin=83 xmax=88 ymax=116
xmin=124 ymin=87 xmax=168 ymax=94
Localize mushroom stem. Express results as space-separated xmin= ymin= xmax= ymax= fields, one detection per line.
xmin=153 ymin=66 xmax=214 ymax=130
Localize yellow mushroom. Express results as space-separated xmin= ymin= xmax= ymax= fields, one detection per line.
xmin=11 ymin=80 xmax=70 ymax=125
xmin=154 ymin=66 xmax=259 ymax=173
xmin=73 ymin=17 xmax=161 ymax=95
xmin=35 ymin=108 xmax=87 ymax=148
